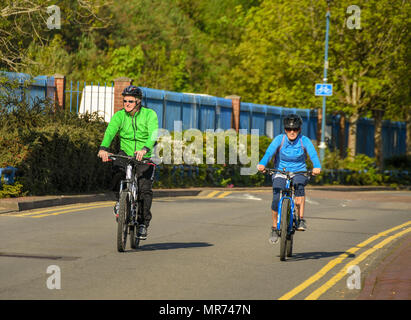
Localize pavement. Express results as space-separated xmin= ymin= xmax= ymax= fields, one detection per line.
xmin=357 ymin=234 xmax=411 ymax=300
xmin=0 ymin=184 xmax=410 ymax=300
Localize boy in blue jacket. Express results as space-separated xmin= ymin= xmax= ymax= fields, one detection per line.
xmin=257 ymin=114 xmax=321 ymax=244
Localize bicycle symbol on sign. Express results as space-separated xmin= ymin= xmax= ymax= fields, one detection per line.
xmin=315 ymin=83 xmax=333 ymax=96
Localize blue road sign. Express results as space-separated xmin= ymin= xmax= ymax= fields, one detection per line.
xmin=315 ymin=83 xmax=333 ymax=96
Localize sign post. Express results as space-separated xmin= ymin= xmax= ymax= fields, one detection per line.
xmin=317 ymin=6 xmax=331 ymax=164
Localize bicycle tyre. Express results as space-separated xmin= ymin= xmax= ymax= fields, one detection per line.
xmin=130 ymin=224 xmax=140 ymax=249
xmin=286 ymin=234 xmax=293 ymax=257
xmin=117 ymin=191 xmax=130 ymax=252
xmin=280 ymin=198 xmax=290 ymax=261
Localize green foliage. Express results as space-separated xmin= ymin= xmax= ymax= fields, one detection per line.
xmin=95 ymin=45 xmax=145 ymax=82
xmin=4 ymin=0 xmax=409 ymax=129
xmin=384 ymin=155 xmax=411 ymax=171
xmin=152 ymin=132 xmax=271 ymax=188
xmin=316 ymin=149 xmax=411 ymax=186
xmin=0 ymin=0 xmax=111 ymax=71
xmin=0 ymin=85 xmax=112 ymax=197
xmin=24 ymin=35 xmax=71 ymax=76
xmin=0 ymin=181 xmax=27 ymax=198
xmin=228 ymin=0 xmax=410 ymax=124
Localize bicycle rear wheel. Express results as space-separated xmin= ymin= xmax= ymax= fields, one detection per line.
xmin=280 ymin=198 xmax=291 ymax=261
xmin=117 ymin=191 xmax=130 ymax=252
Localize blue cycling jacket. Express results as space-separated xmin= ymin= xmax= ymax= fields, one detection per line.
xmin=259 ymin=133 xmax=321 ymax=171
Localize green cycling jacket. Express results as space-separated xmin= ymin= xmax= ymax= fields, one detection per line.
xmin=100 ymin=107 xmax=158 ymax=158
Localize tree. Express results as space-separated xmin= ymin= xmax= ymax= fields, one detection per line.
xmin=229 ymin=0 xmax=410 ymax=161
xmin=0 ymin=0 xmax=111 ymax=71
xmin=330 ymin=0 xmax=409 ymax=160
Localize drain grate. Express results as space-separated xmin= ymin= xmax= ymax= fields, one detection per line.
xmin=0 ymin=252 xmax=80 ymax=261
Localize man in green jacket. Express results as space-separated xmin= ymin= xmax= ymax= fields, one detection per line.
xmin=98 ymin=85 xmax=158 ymax=240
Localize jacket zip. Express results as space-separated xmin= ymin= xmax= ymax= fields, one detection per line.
xmin=132 ymin=112 xmax=137 ymax=154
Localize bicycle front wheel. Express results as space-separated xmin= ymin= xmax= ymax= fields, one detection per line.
xmin=130 ymin=225 xmax=140 ymax=249
xmin=117 ymin=191 xmax=130 ymax=252
xmin=280 ymin=198 xmax=291 ymax=261
xmin=286 ymin=234 xmax=294 ymax=257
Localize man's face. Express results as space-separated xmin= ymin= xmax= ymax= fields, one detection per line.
xmin=285 ymin=127 xmax=300 ymax=141
xmin=123 ymin=95 xmax=140 ymax=113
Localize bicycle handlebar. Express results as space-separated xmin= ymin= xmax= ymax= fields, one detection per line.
xmin=262 ymin=168 xmax=312 ymax=176
xmin=108 ymin=154 xmax=155 ymax=166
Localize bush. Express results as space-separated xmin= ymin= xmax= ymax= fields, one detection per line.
xmin=384 ymin=154 xmax=411 ymax=171
xmin=152 ymin=133 xmax=272 ymax=188
xmin=0 ymin=180 xmax=27 ymax=198
xmin=314 ymin=149 xmax=410 ymax=186
xmin=0 ymin=83 xmax=113 ymax=197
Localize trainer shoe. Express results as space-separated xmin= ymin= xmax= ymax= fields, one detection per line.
xmin=297 ymin=218 xmax=307 ymax=231
xmin=138 ymin=225 xmax=148 ymax=240
xmin=269 ymin=227 xmax=279 ymax=244
xmin=113 ymin=202 xmax=119 ymax=220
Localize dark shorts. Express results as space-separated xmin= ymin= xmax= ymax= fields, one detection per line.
xmin=271 ymin=173 xmax=308 ymax=211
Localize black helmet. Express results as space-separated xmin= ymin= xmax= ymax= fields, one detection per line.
xmin=283 ymin=114 xmax=303 ymax=129
xmin=122 ymin=85 xmax=143 ymax=100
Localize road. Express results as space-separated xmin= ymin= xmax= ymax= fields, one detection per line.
xmin=0 ymin=189 xmax=410 ymax=300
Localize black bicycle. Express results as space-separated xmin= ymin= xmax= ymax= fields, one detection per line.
xmin=264 ymin=169 xmax=312 ymax=261
xmin=108 ymin=154 xmax=155 ymax=252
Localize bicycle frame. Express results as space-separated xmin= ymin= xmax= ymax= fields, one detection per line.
xmin=265 ymin=169 xmax=310 ymax=235
xmin=263 ymin=168 xmax=311 ymax=260
xmin=119 ymin=163 xmax=138 ymax=207
xmin=108 ymin=154 xmax=155 ymax=252
xmin=118 ymin=163 xmax=138 ymax=224
xmin=110 ymin=155 xmax=154 ymax=225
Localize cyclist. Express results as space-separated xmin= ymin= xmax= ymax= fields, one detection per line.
xmin=97 ymin=85 xmax=158 ymax=240
xmin=257 ymin=114 xmax=321 ymax=244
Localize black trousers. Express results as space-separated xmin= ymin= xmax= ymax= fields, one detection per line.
xmin=112 ymin=151 xmax=155 ymax=227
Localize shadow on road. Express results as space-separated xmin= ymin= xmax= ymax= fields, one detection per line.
xmin=286 ymin=251 xmax=355 ymax=261
xmin=130 ymin=242 xmax=213 ymax=252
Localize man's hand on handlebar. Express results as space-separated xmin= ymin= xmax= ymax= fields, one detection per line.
xmin=134 ymin=149 xmax=147 ymax=161
xmin=97 ymin=150 xmax=112 ymax=162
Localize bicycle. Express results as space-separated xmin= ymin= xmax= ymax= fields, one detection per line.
xmin=264 ymin=169 xmax=312 ymax=261
xmin=108 ymin=154 xmax=155 ymax=252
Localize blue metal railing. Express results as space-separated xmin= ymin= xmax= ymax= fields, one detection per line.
xmin=0 ymin=71 xmax=55 ymax=107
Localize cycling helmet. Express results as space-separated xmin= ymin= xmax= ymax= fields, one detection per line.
xmin=122 ymin=85 xmax=143 ymax=100
xmin=283 ymin=114 xmax=303 ymax=129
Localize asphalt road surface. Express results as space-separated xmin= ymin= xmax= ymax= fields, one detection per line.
xmin=0 ymin=189 xmax=410 ymax=300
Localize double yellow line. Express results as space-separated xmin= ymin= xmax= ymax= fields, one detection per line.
xmin=279 ymin=220 xmax=411 ymax=300
xmin=204 ymin=191 xmax=233 ymax=199
xmin=12 ymin=202 xmax=114 ymax=218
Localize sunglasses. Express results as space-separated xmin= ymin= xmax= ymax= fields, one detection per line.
xmin=123 ymin=99 xmax=137 ymax=104
xmin=285 ymin=128 xmax=300 ymax=132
